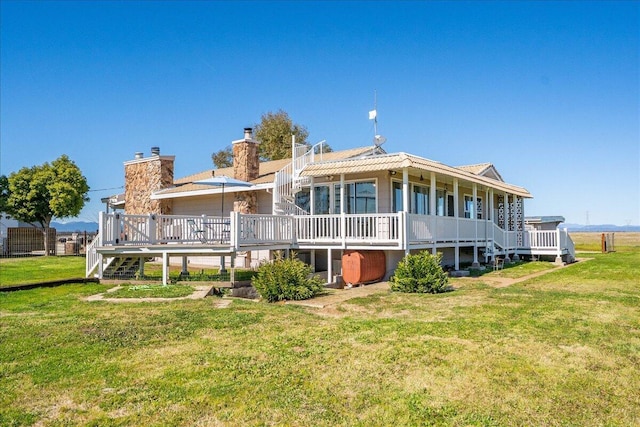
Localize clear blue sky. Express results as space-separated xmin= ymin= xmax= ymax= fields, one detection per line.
xmin=1 ymin=1 xmax=638 ymax=226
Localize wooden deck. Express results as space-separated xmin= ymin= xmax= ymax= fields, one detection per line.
xmin=87 ymin=211 xmax=575 ymax=283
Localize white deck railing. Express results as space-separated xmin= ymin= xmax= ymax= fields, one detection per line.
xmin=85 ymin=234 xmax=101 ymax=277
xmin=93 ymin=211 xmax=575 ymax=257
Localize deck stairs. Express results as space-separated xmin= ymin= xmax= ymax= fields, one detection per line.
xmin=273 ymin=139 xmax=325 ymax=215
xmin=85 ymin=236 xmax=151 ymax=279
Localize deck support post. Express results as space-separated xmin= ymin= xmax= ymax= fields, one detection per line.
xmin=181 ymin=256 xmax=188 ymax=276
xmin=162 ymin=252 xmax=169 ymax=285
xmin=311 ymin=250 xmax=316 ymax=272
xmin=454 ymin=244 xmax=460 ymax=271
xmin=139 ymin=258 xmax=145 ymax=277
xmin=327 ymin=248 xmax=333 ymax=284
xmin=98 ymin=254 xmax=104 ymax=279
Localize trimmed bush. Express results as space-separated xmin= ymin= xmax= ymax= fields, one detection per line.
xmin=390 ymin=251 xmax=449 ymax=293
xmin=252 ymin=253 xmax=324 ymax=302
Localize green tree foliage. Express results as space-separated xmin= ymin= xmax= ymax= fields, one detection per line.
xmin=2 ymin=155 xmax=90 ymax=255
xmin=254 ymin=110 xmax=310 ymax=161
xmin=390 ymin=252 xmax=449 ymax=294
xmin=210 ymin=110 xmax=332 ymax=166
xmin=252 ymin=252 xmax=324 ymax=302
xmin=0 ymin=175 xmax=8 ymax=214
xmin=211 ymin=146 xmax=233 ymax=168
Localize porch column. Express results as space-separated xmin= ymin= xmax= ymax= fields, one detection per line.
xmin=430 ymin=172 xmax=437 ymax=254
xmin=340 ymin=174 xmax=346 ymax=248
xmin=162 ymin=252 xmax=169 ymax=285
xmin=429 ymin=172 xmax=436 ymax=217
xmin=485 ymin=187 xmax=490 ymax=263
xmin=472 ymin=183 xmax=479 ymax=267
xmin=453 ymin=178 xmax=460 ymax=271
xmin=402 ymin=168 xmax=409 ymax=214
xmin=504 ymin=193 xmax=511 ymax=262
xmin=489 ymin=188 xmax=495 ymax=261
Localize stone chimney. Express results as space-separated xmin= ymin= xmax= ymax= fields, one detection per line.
xmin=232 ymin=127 xmax=260 ymax=183
xmin=123 ymin=147 xmax=175 ymax=215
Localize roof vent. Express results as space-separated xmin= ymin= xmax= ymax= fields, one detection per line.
xmin=151 ymin=146 xmax=160 ymax=156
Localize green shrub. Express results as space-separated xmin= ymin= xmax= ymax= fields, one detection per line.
xmin=391 ymin=251 xmax=449 ymax=294
xmin=252 ymin=253 xmax=324 ymax=302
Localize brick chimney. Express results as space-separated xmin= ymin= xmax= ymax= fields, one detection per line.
xmin=123 ymin=147 xmax=175 ymax=215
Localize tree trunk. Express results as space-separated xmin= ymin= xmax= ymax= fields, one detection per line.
xmin=43 ymin=226 xmax=50 ymax=256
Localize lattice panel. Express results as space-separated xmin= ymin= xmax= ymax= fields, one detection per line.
xmin=508 ymin=195 xmax=515 ymax=232
xmin=515 ymin=196 xmax=523 ymax=246
xmin=497 ymin=195 xmax=505 ymax=229
xmin=476 ymin=198 xmax=483 ymax=219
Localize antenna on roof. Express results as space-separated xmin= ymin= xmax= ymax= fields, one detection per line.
xmin=369 ymin=90 xmax=386 ymax=147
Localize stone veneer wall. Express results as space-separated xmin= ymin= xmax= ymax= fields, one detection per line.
xmin=232 ymin=137 xmax=260 ymax=215
xmin=232 ymin=133 xmax=260 ymax=268
xmin=124 ymin=157 xmax=174 ymax=215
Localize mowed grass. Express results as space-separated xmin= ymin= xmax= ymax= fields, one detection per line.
xmin=0 ymin=256 xmax=86 ymax=287
xmin=1 ymin=243 xmax=639 ymax=425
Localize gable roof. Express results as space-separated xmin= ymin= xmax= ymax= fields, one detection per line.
xmin=300 ymin=152 xmax=532 ymax=198
xmin=153 ymin=145 xmax=380 ymax=199
xmin=456 ymin=162 xmax=504 ymax=182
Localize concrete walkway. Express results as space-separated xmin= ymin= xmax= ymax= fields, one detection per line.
xmin=85 ymin=284 xmax=215 ymax=303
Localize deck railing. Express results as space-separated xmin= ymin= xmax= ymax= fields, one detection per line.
xmin=94 ymin=212 xmax=575 ymax=259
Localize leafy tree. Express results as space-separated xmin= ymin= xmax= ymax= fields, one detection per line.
xmin=211 ymin=146 xmax=233 ymax=168
xmin=254 ymin=110 xmax=310 ymax=161
xmin=2 ymin=155 xmax=90 ymax=255
xmin=0 ymin=175 xmax=8 ymax=214
xmin=210 ymin=110 xmax=332 ymax=165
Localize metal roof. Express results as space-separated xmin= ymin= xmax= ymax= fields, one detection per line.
xmin=300 ymin=152 xmax=532 ymax=198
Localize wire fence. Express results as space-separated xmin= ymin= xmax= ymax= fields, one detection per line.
xmin=1 ymin=227 xmax=96 ymax=258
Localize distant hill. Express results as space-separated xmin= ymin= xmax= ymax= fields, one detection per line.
xmin=564 ymin=224 xmax=640 ymax=232
xmin=51 ymin=221 xmax=99 ymax=233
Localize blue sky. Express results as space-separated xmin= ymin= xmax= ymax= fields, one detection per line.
xmin=1 ymin=1 xmax=638 ymax=226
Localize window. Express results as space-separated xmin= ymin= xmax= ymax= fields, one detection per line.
xmin=334 ymin=181 xmax=377 ymax=214
xmin=463 ymin=195 xmax=482 ymax=219
xmin=412 ymin=184 xmax=429 ymax=215
xmin=295 ymin=188 xmax=310 ymax=214
xmin=436 ymin=190 xmax=446 ymax=216
xmin=314 ymin=185 xmax=330 ymax=214
xmin=447 ymin=194 xmax=455 ymax=217
xmin=392 ymin=181 xmax=403 ymax=212
xmin=464 ymin=195 xmax=474 ymax=218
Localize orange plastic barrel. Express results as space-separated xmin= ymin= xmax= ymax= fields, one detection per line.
xmin=342 ymin=250 xmax=386 ymax=285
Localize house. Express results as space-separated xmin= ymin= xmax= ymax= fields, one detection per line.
xmin=86 ymin=128 xmax=575 ymax=284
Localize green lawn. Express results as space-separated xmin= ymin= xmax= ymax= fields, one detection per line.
xmin=0 ymin=256 xmax=86 ymax=287
xmin=1 ymin=246 xmax=639 ymax=426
